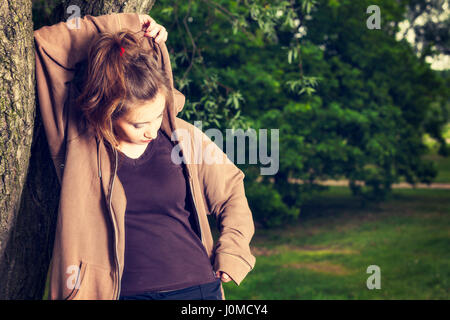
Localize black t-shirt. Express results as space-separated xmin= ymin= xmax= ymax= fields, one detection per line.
xmin=117 ymin=128 xmax=216 ymax=296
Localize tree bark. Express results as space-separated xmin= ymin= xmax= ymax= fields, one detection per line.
xmin=49 ymin=0 xmax=157 ymax=26
xmin=0 ymin=0 xmax=156 ymax=300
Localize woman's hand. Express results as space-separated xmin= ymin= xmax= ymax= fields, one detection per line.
xmin=215 ymin=271 xmax=232 ymax=283
xmin=138 ymin=14 xmax=168 ymax=44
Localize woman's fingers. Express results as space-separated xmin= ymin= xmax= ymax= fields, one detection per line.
xmin=146 ymin=27 xmax=168 ymax=43
xmin=154 ymin=27 xmax=168 ymax=43
xmin=221 ymin=273 xmax=231 ymax=282
xmin=148 ymin=25 xmax=159 ymax=38
xmin=139 ymin=14 xmax=152 ymax=29
xmin=138 ymin=14 xmax=168 ymax=43
xmin=215 ymin=271 xmax=231 ymax=283
xmin=141 ymin=18 xmax=168 ymax=43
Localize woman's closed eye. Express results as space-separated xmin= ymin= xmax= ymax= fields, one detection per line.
xmin=133 ymin=114 xmax=163 ymax=128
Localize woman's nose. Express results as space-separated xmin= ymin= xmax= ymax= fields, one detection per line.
xmin=144 ymin=129 xmax=155 ymax=139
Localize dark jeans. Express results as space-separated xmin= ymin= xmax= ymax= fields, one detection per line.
xmin=119 ymin=278 xmax=223 ymax=300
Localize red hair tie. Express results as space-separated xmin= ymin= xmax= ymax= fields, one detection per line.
xmin=120 ymin=47 xmax=125 ymax=57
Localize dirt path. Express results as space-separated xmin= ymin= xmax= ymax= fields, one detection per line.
xmin=256 ymin=177 xmax=450 ymax=189
xmin=289 ymin=178 xmax=450 ymax=189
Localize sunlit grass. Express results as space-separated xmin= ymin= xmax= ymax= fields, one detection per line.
xmin=222 ymin=187 xmax=450 ymax=299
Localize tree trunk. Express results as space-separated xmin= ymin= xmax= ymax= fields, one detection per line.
xmin=0 ymin=0 xmax=156 ymax=300
xmin=48 ymin=0 xmax=156 ymax=26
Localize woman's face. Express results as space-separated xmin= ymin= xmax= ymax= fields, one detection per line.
xmin=113 ymin=91 xmax=166 ymax=147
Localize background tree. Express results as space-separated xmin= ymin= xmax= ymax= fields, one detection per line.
xmin=0 ymin=0 xmax=50 ymax=300
xmin=398 ymin=0 xmax=449 ymax=58
xmin=396 ymin=0 xmax=450 ymax=156
xmin=150 ymin=0 xmax=448 ymax=226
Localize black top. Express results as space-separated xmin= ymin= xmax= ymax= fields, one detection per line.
xmin=117 ymin=129 xmax=216 ymax=296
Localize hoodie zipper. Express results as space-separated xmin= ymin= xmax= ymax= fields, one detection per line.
xmin=109 ymin=147 xmax=121 ymax=300
xmin=188 ymin=175 xmax=204 ymax=246
xmin=177 ymin=132 xmax=205 ymax=248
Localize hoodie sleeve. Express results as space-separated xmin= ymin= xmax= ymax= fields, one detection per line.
xmin=196 ymin=129 xmax=256 ymax=285
xmin=34 ymin=13 xmax=141 ymax=182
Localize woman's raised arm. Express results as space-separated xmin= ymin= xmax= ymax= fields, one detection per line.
xmin=34 ymin=13 xmax=142 ymax=70
xmin=34 ymin=13 xmax=139 ymax=182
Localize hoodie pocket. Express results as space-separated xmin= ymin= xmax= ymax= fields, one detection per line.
xmin=65 ymin=261 xmax=116 ymax=300
xmin=65 ymin=261 xmax=87 ymax=300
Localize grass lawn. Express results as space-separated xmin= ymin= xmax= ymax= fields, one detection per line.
xmin=219 ymin=186 xmax=450 ymax=300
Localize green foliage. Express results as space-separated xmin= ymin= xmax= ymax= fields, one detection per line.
xmin=31 ymin=0 xmax=60 ymax=29
xmin=245 ymin=180 xmax=300 ymax=228
xmin=150 ymin=0 xmax=448 ymax=228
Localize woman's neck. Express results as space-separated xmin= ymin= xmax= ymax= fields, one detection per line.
xmin=117 ymin=142 xmax=150 ymax=159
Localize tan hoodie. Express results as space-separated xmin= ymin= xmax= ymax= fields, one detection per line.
xmin=34 ymin=12 xmax=256 ymax=300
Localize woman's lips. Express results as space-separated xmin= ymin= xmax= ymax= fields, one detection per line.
xmin=142 ymin=138 xmax=152 ymax=142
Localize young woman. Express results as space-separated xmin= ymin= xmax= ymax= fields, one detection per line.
xmin=34 ymin=13 xmax=256 ymax=300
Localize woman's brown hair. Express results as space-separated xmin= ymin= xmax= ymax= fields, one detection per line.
xmin=74 ymin=29 xmax=172 ymax=151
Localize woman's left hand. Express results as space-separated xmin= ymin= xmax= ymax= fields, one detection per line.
xmin=138 ymin=14 xmax=168 ymax=43
xmin=215 ymin=271 xmax=232 ymax=283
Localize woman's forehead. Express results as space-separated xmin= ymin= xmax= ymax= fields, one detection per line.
xmin=124 ymin=95 xmax=166 ymax=121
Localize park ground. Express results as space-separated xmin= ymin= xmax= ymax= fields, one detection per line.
xmin=220 ymin=135 xmax=450 ymax=299
xmin=221 ymin=186 xmax=449 ymax=299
